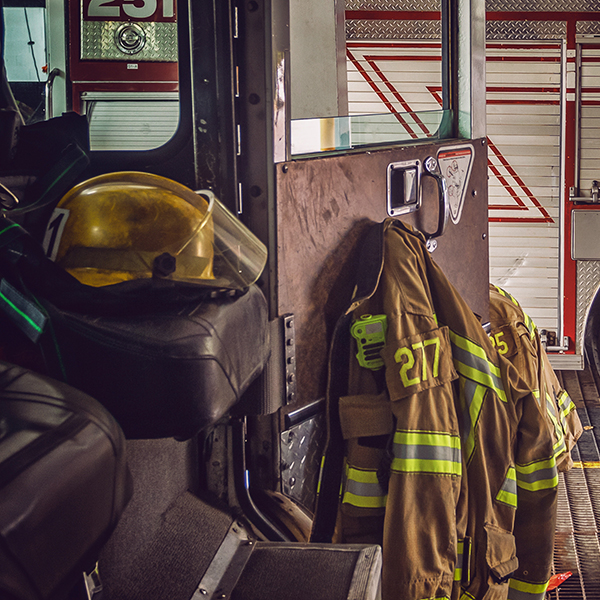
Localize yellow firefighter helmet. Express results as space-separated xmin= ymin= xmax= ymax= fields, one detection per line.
xmin=44 ymin=171 xmax=267 ymax=290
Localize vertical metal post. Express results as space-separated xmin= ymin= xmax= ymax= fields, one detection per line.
xmin=457 ymin=0 xmax=486 ymax=139
xmin=188 ymin=0 xmax=238 ymax=213
xmin=270 ymin=0 xmax=290 ymax=165
xmin=335 ymin=0 xmax=349 ymax=118
xmin=236 ymin=0 xmax=290 ymax=318
xmin=441 ymin=0 xmax=458 ymax=136
xmin=45 ymin=0 xmax=68 ymax=118
xmin=574 ymin=41 xmax=582 ymax=196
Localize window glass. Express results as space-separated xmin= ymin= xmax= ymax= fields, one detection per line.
xmin=3 ymin=7 xmax=47 ymax=82
xmin=2 ymin=0 xmax=180 ymax=150
xmin=289 ymin=0 xmax=447 ymax=156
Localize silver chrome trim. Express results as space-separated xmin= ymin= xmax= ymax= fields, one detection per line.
xmin=548 ymin=353 xmax=585 ymax=371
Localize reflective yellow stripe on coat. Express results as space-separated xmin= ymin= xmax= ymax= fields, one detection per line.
xmin=342 ymin=466 xmax=387 ymax=508
xmin=508 ymin=578 xmax=549 ymax=599
xmin=515 ymin=457 xmax=558 ymax=492
xmin=392 ymin=431 xmax=462 ymax=476
xmin=449 ymin=330 xmax=507 ymax=403
xmin=496 ymin=466 xmax=518 ymax=508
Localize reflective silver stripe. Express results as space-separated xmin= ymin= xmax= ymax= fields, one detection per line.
xmin=343 ymin=466 xmax=387 ymax=509
xmin=394 ymin=442 xmax=460 ymax=463
xmin=495 ymin=285 xmax=519 ymax=307
xmin=544 ymin=393 xmax=567 ymax=458
xmin=558 ymin=390 xmax=576 ymax=419
xmin=454 ymin=539 xmax=464 ymax=581
xmin=460 ymin=378 xmax=487 ymax=460
xmin=523 ymin=312 xmax=536 ymax=338
xmin=392 ymin=431 xmax=462 ymax=475
xmin=494 ymin=285 xmax=536 ymax=338
xmin=515 ymin=459 xmax=558 ymax=491
xmin=449 ymin=331 xmax=506 ymax=402
xmin=496 ymin=466 xmax=518 ymax=507
xmin=551 ymin=392 xmax=569 ymax=432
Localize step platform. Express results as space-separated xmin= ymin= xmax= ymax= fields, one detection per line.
xmin=99 ymin=490 xmax=382 ymax=600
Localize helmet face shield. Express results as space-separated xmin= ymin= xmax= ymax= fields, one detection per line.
xmin=43 ymin=172 xmax=267 ymax=290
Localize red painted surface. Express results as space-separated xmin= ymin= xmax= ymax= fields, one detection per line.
xmin=68 ymin=0 xmax=178 ymax=90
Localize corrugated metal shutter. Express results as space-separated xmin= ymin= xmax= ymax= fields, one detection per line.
xmin=346 ymin=41 xmax=443 ymax=144
xmin=486 ymin=42 xmax=563 ymax=333
xmin=580 ymin=45 xmax=600 ymax=198
xmin=345 ymin=40 xmax=563 ymax=333
xmin=83 ymin=93 xmax=179 ymax=151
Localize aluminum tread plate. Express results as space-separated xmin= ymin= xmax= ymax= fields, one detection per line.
xmin=550 ymin=367 xmax=600 ymax=599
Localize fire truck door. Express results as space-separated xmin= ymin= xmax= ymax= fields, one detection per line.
xmin=274 ymin=140 xmax=489 ymax=408
xmin=236 ymin=0 xmax=489 ymax=410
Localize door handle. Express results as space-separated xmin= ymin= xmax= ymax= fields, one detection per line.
xmin=45 ymin=68 xmax=61 ymax=120
xmin=422 ymin=156 xmax=449 ymax=252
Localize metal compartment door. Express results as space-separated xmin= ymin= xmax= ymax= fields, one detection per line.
xmin=275 ymin=137 xmax=489 ymax=407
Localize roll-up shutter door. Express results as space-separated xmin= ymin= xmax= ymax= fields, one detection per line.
xmin=486 ymin=42 xmax=563 ymax=334
xmin=580 ymin=45 xmax=600 ymax=198
xmin=345 ymin=39 xmax=563 ymax=334
xmin=82 ymin=92 xmax=179 ymax=151
xmin=346 ymin=41 xmax=442 ymax=144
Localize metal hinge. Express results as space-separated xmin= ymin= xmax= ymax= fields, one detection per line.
xmin=283 ymin=314 xmax=296 ymax=404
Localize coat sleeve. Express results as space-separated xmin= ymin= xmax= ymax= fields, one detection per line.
xmin=508 ymin=375 xmax=559 ymax=600
xmin=540 ymin=342 xmax=582 ymax=472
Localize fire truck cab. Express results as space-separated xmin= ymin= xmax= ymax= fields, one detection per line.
xmin=2 ymin=0 xmax=590 ymax=598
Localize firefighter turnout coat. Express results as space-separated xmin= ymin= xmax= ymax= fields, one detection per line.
xmin=314 ymin=220 xmax=558 ymax=600
xmin=488 ymin=284 xmax=582 ymax=472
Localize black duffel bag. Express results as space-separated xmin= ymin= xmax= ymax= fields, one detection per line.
xmin=0 ymin=361 xmax=132 ymax=600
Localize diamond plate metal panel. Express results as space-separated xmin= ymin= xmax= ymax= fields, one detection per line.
xmin=280 ymin=412 xmax=326 ymax=514
xmin=346 ymin=19 xmax=441 ymax=40
xmin=346 ymin=0 xmax=439 ymax=9
xmin=577 ymin=261 xmax=600 ymax=355
xmin=347 ymin=0 xmax=599 ymax=10
xmin=488 ymin=0 xmax=599 ymax=10
xmin=81 ymin=21 xmax=177 ymax=61
xmin=486 ymin=20 xmax=566 ymax=40
xmin=578 ymin=21 xmax=600 ymax=35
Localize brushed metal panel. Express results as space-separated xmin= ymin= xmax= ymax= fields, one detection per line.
xmin=275 ymin=139 xmax=489 ymax=406
xmin=572 ymin=211 xmax=600 ymax=261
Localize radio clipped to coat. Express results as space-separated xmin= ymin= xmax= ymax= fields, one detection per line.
xmin=351 ymin=314 xmax=388 ymax=370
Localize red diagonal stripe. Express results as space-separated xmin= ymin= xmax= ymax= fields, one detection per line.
xmin=347 ymin=48 xmax=419 ymax=138
xmin=366 ymin=58 xmax=431 ymax=137
xmin=487 ymin=140 xmax=553 ymax=222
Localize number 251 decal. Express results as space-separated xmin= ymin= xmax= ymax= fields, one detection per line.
xmin=86 ymin=0 xmax=175 ymax=20
xmin=394 ymin=337 xmax=441 ymax=388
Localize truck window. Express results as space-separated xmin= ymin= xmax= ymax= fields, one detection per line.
xmin=2 ymin=0 xmax=181 ymax=152
xmin=288 ymin=0 xmax=451 ymax=156
xmin=2 ymin=4 xmax=47 ymax=123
